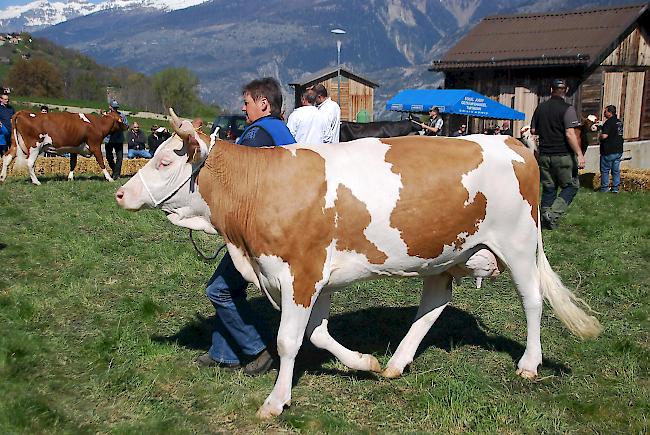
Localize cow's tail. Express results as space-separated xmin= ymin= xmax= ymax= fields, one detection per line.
xmin=12 ymin=113 xmax=28 ymax=168
xmin=537 ymin=215 xmax=602 ymax=339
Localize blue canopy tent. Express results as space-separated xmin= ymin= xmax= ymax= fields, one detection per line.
xmin=386 ymin=89 xmax=525 ymax=120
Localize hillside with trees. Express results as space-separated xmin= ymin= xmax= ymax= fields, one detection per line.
xmin=0 ymin=33 xmax=219 ymax=118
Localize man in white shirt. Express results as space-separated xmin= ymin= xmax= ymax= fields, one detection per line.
xmin=287 ymin=89 xmax=325 ymax=144
xmin=313 ymin=84 xmax=341 ymax=143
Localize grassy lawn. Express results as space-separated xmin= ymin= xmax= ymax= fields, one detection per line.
xmin=0 ymin=176 xmax=648 ymax=433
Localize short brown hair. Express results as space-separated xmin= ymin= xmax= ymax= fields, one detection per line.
xmin=313 ymin=83 xmax=328 ymax=98
xmin=242 ymin=77 xmax=283 ymax=118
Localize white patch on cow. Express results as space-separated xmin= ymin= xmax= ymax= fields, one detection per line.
xmin=29 ymin=113 xmax=35 ymax=117
xmin=78 ymin=113 xmax=91 ymax=123
xmin=456 ymin=134 xmax=537 ymax=260
xmin=68 ymin=171 xmax=74 ymax=181
xmin=290 ymin=138 xmax=407 ymax=262
xmin=101 ymin=168 xmax=112 ymax=182
xmin=257 ymin=254 xmax=300 ymax=305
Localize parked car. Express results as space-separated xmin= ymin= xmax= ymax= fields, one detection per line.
xmin=211 ymin=114 xmax=247 ymax=141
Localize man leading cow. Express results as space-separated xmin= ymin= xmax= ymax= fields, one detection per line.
xmin=195 ymin=77 xmax=296 ymax=375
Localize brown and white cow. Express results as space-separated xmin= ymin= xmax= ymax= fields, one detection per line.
xmin=116 ymin=110 xmax=601 ymax=418
xmin=0 ymin=110 xmax=127 ymax=185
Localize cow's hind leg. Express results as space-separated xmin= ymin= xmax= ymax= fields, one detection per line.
xmin=257 ymin=279 xmax=317 ymax=419
xmin=504 ymin=251 xmax=543 ymax=378
xmin=382 ymin=274 xmax=452 ymax=379
xmin=306 ymin=292 xmax=381 ymax=372
xmin=68 ymin=153 xmax=77 ymax=181
xmin=0 ymin=145 xmax=15 ymax=182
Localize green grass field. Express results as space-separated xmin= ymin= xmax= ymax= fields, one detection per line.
xmin=0 ymin=176 xmax=648 ymax=433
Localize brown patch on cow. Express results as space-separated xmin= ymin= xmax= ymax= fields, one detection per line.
xmin=333 ymin=185 xmax=388 ymax=264
xmin=505 ymin=137 xmax=539 ymax=224
xmin=383 ymin=136 xmax=487 ymax=259
xmin=198 ymin=140 xmax=335 ymax=308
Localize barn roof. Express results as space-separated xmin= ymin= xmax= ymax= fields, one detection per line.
xmin=430 ymin=3 xmax=649 ymax=71
xmin=289 ymin=67 xmax=379 ymax=88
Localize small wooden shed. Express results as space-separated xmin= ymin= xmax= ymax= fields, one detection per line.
xmin=289 ymin=67 xmax=379 ymax=122
xmin=430 ymin=3 xmax=650 ymax=141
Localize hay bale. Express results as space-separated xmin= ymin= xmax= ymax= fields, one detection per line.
xmin=591 ymin=168 xmax=650 ymax=192
xmin=7 ymin=156 xmax=148 ymax=177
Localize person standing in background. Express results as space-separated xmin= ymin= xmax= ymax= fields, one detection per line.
xmin=287 ymin=88 xmax=325 ymax=144
xmin=598 ymin=105 xmax=624 ymax=193
xmin=105 ymin=100 xmax=128 ymax=179
xmin=0 ymin=94 xmax=15 ymax=155
xmin=530 ymin=79 xmax=584 ymax=230
xmin=313 ymin=84 xmax=341 ymax=143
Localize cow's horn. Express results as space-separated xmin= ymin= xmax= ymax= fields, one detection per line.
xmin=168 ymin=108 xmax=192 ymax=138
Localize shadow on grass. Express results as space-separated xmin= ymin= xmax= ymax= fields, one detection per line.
xmin=152 ymin=296 xmax=569 ymax=379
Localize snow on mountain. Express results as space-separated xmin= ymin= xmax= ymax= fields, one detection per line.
xmin=0 ymin=0 xmax=208 ymax=31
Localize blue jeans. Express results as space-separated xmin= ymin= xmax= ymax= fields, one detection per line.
xmin=128 ymin=149 xmax=152 ymax=159
xmin=205 ymin=251 xmax=267 ymax=364
xmin=600 ymin=152 xmax=622 ymax=192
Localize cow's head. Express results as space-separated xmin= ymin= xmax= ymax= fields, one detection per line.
xmin=115 ymin=108 xmax=216 ymax=234
xmin=103 ymin=110 xmax=129 ymax=134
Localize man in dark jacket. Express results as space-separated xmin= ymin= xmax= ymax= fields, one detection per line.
xmin=196 ymin=77 xmax=295 ymax=375
xmin=147 ymin=126 xmax=169 ymax=156
xmin=0 ymin=93 xmax=15 ymax=155
xmin=105 ymin=100 xmax=128 ymax=179
xmin=598 ymin=105 xmax=624 ymax=193
xmin=531 ymin=79 xmax=584 ymax=229
xmin=127 ymin=122 xmax=150 ymax=159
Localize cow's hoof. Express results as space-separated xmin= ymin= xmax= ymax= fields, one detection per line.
xmin=365 ymin=355 xmax=381 ymax=373
xmin=67 ymin=173 xmax=74 ymax=181
xmin=31 ymin=180 xmax=41 ymax=186
xmin=381 ymin=366 xmax=402 ymax=379
xmin=516 ymin=368 xmax=537 ymax=380
xmin=256 ymin=402 xmax=285 ymax=419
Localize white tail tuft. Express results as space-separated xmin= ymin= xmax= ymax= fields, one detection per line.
xmin=537 ymin=223 xmax=602 ymax=339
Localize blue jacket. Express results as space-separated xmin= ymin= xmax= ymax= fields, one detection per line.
xmin=0 ymin=103 xmax=15 ymax=141
xmin=0 ymin=123 xmax=8 ymax=146
xmin=237 ymin=116 xmax=295 ymax=147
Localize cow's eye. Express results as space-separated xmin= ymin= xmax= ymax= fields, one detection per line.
xmin=158 ymin=158 xmax=172 ymax=169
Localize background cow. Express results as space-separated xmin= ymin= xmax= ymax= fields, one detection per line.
xmin=339 ymin=114 xmax=422 ymax=142
xmin=0 ymin=110 xmax=127 ymax=185
xmin=116 ymin=110 xmax=601 ymax=418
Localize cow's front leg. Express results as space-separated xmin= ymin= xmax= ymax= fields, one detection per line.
xmin=307 ymin=292 xmax=380 ymax=372
xmin=90 ymin=144 xmax=113 ymax=182
xmin=382 ymin=274 xmax=452 ymax=378
xmin=257 ymin=281 xmax=316 ymax=419
xmin=27 ymin=145 xmax=41 ymax=185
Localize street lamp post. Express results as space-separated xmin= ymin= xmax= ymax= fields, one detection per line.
xmin=330 ymin=28 xmax=346 ymax=107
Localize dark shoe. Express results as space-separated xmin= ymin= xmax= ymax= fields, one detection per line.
xmin=540 ymin=211 xmax=555 ymax=230
xmin=244 ymin=349 xmax=275 ymax=376
xmin=195 ymin=352 xmax=240 ymax=370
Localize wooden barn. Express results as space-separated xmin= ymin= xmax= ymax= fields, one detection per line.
xmin=289 ymin=67 xmax=379 ymax=122
xmin=430 ymin=3 xmax=650 ymax=142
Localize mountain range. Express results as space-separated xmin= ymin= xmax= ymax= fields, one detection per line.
xmin=2 ymin=0 xmax=625 ymax=117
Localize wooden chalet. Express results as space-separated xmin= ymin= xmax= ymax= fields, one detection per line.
xmin=430 ymin=3 xmax=650 ymax=141
xmin=289 ymin=67 xmax=379 ymax=122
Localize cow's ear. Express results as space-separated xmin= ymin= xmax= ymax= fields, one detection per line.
xmin=186 ymin=135 xmax=203 ymax=164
